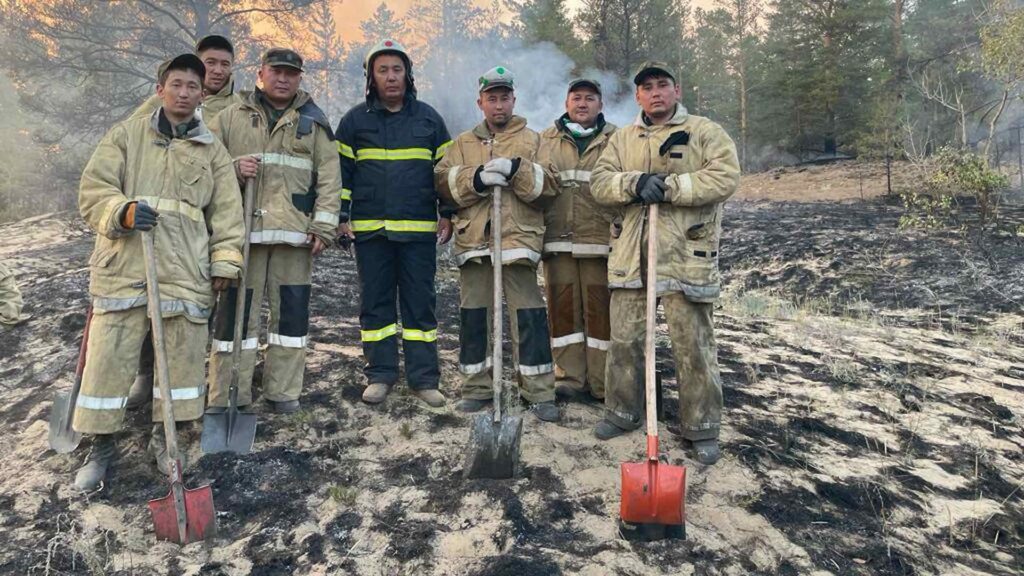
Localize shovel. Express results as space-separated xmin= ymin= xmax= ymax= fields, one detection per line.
xmin=201 ymin=178 xmax=257 ymax=454
xmin=47 ymin=307 xmax=93 ymax=453
xmin=464 ymin=185 xmax=523 ymax=479
xmin=140 ymin=225 xmax=217 ymax=543
xmin=619 ymin=203 xmax=686 ymax=541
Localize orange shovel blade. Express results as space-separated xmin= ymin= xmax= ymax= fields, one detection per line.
xmin=620 ymin=459 xmax=686 ymax=527
xmin=148 ymin=483 xmax=217 ymax=544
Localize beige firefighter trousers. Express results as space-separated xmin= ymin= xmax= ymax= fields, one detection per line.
xmin=544 ymin=254 xmax=610 ymax=398
xmin=459 ymin=260 xmax=556 ymax=404
xmin=72 ymin=307 xmax=207 ymax=434
xmin=604 ymin=289 xmax=722 ymax=441
xmin=208 ymin=243 xmax=312 ymax=406
xmin=0 ymin=262 xmax=25 ymax=326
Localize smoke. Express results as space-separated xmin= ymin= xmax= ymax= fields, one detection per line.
xmin=412 ymin=38 xmax=640 ymax=135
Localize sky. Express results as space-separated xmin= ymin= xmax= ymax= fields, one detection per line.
xmin=330 ymin=0 xmax=719 ymax=43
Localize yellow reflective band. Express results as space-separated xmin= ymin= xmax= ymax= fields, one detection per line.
xmin=351 ymin=220 xmax=438 ymax=233
xmin=351 ymin=219 xmax=385 ymax=232
xmin=402 ymin=328 xmax=437 ymax=342
xmin=338 ymin=142 xmax=355 ymax=159
xmin=361 ymin=323 xmax=398 ymax=342
xmin=384 ymin=220 xmax=438 ymax=233
xmin=356 ymin=148 xmax=433 ymax=162
xmin=435 ymin=140 xmax=453 ymax=160
xmin=340 ymin=188 xmax=352 ymax=201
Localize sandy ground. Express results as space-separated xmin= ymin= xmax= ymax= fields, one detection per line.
xmin=0 ymin=163 xmax=1021 ymax=575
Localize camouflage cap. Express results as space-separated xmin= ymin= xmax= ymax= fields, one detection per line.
xmin=567 ymin=78 xmax=602 ymax=95
xmin=633 ymin=61 xmax=676 ymax=86
xmin=478 ymin=66 xmax=514 ymax=93
xmin=262 ymin=48 xmax=304 ymax=71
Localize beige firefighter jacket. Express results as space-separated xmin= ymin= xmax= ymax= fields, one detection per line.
xmin=79 ymin=110 xmax=245 ymax=320
xmin=538 ymin=117 xmax=618 ymax=258
xmin=130 ymin=76 xmax=240 ymax=123
xmin=435 ymin=116 xmax=559 ymax=267
xmin=210 ymin=90 xmax=342 ymax=247
xmin=591 ymin=106 xmax=740 ymax=302
xmin=0 ymin=262 xmax=26 ymax=325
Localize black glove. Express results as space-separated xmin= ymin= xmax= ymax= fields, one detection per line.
xmin=635 ymin=174 xmax=668 ymax=205
xmin=122 ymin=201 xmax=160 ymax=231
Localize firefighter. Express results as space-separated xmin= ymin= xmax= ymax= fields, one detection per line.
xmin=434 ymin=66 xmax=562 ymax=422
xmin=335 ymin=39 xmax=452 ymax=408
xmin=538 ymin=79 xmax=617 ymax=402
xmin=125 ymin=34 xmax=242 ymax=410
xmin=205 ymin=48 xmax=341 ymax=414
xmin=131 ymin=34 xmax=241 ymax=122
xmin=590 ymin=62 xmax=739 ymax=465
xmin=0 ymin=261 xmax=30 ymax=327
xmin=73 ymin=54 xmax=244 ymax=491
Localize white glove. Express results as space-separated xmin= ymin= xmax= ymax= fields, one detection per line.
xmin=484 ymin=157 xmax=514 ymax=177
xmin=479 ymin=170 xmax=509 ymax=188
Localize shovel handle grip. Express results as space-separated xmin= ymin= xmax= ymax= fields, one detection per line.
xmin=645 ymin=203 xmax=659 ymax=444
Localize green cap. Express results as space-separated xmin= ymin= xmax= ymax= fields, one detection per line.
xmin=262 ymin=48 xmax=304 ymax=71
xmin=478 ymin=66 xmax=514 ymax=93
xmin=568 ymin=78 xmax=602 ymax=95
xmin=633 ymin=61 xmax=676 ymax=85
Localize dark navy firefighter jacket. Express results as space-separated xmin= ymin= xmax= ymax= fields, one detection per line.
xmin=335 ymin=93 xmax=453 ymax=242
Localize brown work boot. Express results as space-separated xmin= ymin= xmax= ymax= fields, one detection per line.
xmin=362 ymin=383 xmax=392 ymax=404
xmin=74 ymin=434 xmax=117 ymax=492
xmin=412 ymin=388 xmax=446 ymax=408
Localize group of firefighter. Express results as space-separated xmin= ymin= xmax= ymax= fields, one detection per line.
xmin=50 ymin=33 xmax=740 ymax=492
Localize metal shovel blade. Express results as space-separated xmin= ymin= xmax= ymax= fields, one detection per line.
xmin=148 ymin=481 xmax=217 ymax=544
xmin=200 ymin=410 xmax=257 ymax=455
xmin=619 ymin=456 xmax=686 ymax=540
xmin=464 ymin=411 xmax=523 ymax=479
xmin=47 ymin=391 xmax=82 ymax=454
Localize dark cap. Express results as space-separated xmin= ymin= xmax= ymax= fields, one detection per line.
xmin=479 ymin=66 xmax=514 ymax=93
xmin=262 ymin=48 xmax=304 ymax=71
xmin=568 ymin=78 xmax=602 ymax=95
xmin=196 ymin=34 xmax=234 ymax=56
xmin=159 ymin=53 xmax=206 ymax=83
xmin=633 ymin=61 xmax=676 ymax=86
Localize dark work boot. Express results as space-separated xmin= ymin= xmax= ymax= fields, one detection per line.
xmin=593 ymin=419 xmax=629 ymax=440
xmin=531 ymin=401 xmax=561 ymax=423
xmin=691 ymin=439 xmax=721 ymax=465
xmin=74 ymin=434 xmax=117 ymax=492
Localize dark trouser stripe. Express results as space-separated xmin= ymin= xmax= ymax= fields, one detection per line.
xmin=278 ymin=285 xmax=311 ymax=337
xmin=516 ymin=307 xmax=553 ymax=375
xmin=213 ymin=287 xmax=255 ymax=341
xmin=459 ymin=307 xmax=488 ymax=370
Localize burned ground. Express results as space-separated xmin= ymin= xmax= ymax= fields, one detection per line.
xmin=0 ymin=189 xmax=1021 ymax=575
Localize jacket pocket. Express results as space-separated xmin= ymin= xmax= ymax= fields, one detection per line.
xmin=176 ymin=155 xmax=212 ymax=208
xmin=89 ymin=245 xmax=118 ymax=269
xmin=292 ymin=191 xmax=317 ymax=215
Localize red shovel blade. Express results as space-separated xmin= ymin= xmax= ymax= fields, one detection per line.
xmin=620 ymin=458 xmax=686 ymax=527
xmin=148 ymin=483 xmax=217 ymax=544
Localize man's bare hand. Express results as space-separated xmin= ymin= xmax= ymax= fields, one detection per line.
xmin=235 ymin=155 xmax=260 ymax=181
xmin=212 ymin=277 xmax=232 ymax=292
xmin=437 ymin=217 xmax=453 ymax=245
xmin=308 ymin=234 xmax=326 ymax=257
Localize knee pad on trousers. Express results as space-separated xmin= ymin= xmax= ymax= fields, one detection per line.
xmin=278 ymin=285 xmax=311 ymax=338
xmin=516 ymin=307 xmax=553 ymax=376
xmin=213 ymin=287 xmax=254 ymax=343
xmin=459 ymin=307 xmax=488 ymax=373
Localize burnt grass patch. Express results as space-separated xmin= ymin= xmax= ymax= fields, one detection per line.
xmin=193 ymin=446 xmax=318 ymax=535
xmin=469 ymin=553 xmax=563 ymax=576
xmin=373 ymin=501 xmax=440 ymax=562
xmin=751 ymin=483 xmax=919 ymax=575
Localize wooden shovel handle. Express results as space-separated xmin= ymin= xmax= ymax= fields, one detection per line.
xmin=491 ymin=185 xmax=503 ymax=422
xmin=645 ymin=203 xmax=659 ymax=455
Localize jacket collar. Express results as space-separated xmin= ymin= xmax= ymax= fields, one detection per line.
xmin=555 ymin=112 xmax=609 ymax=137
xmin=634 ymin=104 xmax=688 ymax=128
xmin=149 ymin=108 xmax=214 ymax=144
xmin=471 ymin=115 xmax=528 ymax=140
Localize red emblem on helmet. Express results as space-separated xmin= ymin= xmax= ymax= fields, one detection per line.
xmin=384 ymin=40 xmax=394 ymax=47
